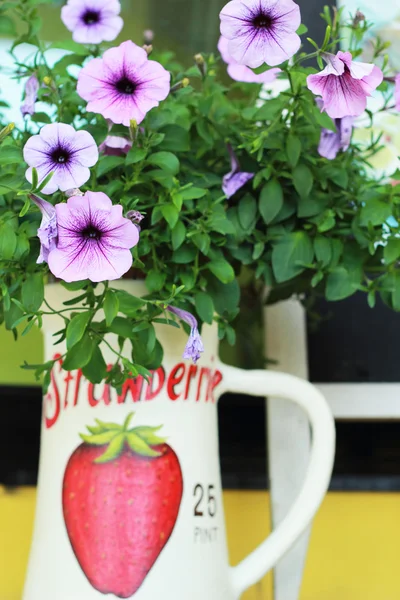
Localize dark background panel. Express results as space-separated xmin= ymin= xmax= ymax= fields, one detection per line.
xmin=307 ymin=293 xmax=400 ymax=383
xmin=2 ymin=385 xmax=400 ymax=491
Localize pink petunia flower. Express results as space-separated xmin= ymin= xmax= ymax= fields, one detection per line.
xmin=21 ymin=74 xmax=39 ymax=117
xmin=99 ymin=135 xmax=132 ymax=156
xmin=307 ymin=51 xmax=383 ymax=119
xmin=315 ymin=98 xmax=353 ymax=160
xmin=23 ymin=123 xmax=98 ymax=195
xmin=395 ymin=73 xmax=400 ymax=111
xmin=219 ymin=0 xmax=301 ymax=68
xmin=77 ymin=40 xmax=171 ymax=126
xmin=222 ymin=144 xmax=254 ymax=198
xmin=166 ymin=305 xmax=204 ymax=364
xmin=61 ymin=0 xmax=123 ymax=45
xmin=30 ymin=194 xmax=58 ymax=263
xmin=218 ymin=36 xmax=281 ymax=83
xmin=47 ymin=191 xmax=139 ymax=282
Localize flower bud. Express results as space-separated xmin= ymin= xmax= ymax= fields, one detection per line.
xmin=353 ymin=10 xmax=365 ymax=26
xmin=126 ymin=210 xmax=144 ymax=231
xmin=194 ymin=53 xmax=207 ymax=77
xmin=65 ymin=188 xmax=84 ymax=197
xmin=143 ymin=29 xmax=154 ymax=44
xmin=170 ymin=78 xmax=190 ymax=93
xmin=43 ymin=76 xmax=52 ymax=86
xmin=129 ymin=119 xmax=138 ymax=141
xmin=0 ymin=123 xmax=14 ymax=143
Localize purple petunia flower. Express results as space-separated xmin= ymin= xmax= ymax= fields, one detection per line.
xmin=47 ymin=191 xmax=139 ymax=283
xmin=77 ymin=40 xmax=171 ymax=126
xmin=21 ymin=74 xmax=39 ymax=117
xmin=166 ymin=305 xmax=205 ymax=364
xmin=316 ymin=98 xmax=353 ymax=160
xmin=219 ymin=0 xmax=301 ymax=68
xmin=99 ymin=135 xmax=132 ymax=156
xmin=395 ymin=74 xmax=400 ymax=111
xmin=61 ymin=0 xmax=123 ymax=45
xmin=218 ymin=36 xmax=281 ymax=83
xmin=307 ymin=51 xmax=383 ymax=119
xmin=222 ymin=144 xmax=254 ymax=198
xmin=30 ymin=194 xmax=58 ymax=264
xmin=23 ymin=123 xmax=98 ymax=195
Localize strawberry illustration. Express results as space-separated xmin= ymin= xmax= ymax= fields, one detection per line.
xmin=62 ymin=413 xmax=183 ymax=598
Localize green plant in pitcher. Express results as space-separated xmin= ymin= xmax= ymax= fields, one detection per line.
xmin=0 ymin=0 xmax=399 ymax=389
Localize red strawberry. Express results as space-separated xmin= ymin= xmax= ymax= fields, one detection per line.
xmin=62 ymin=413 xmax=183 ymax=598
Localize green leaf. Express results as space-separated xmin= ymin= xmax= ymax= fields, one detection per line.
xmin=0 ymin=223 xmax=17 ymax=259
xmin=103 ymin=290 xmax=119 ymax=326
xmin=82 ymin=345 xmax=107 ymax=383
xmin=326 ymin=267 xmax=357 ymax=301
xmin=297 ymin=23 xmax=308 ymax=35
xmin=208 ymin=259 xmax=235 ymax=283
xmin=286 ymin=134 xmax=301 ymax=167
xmin=63 ymin=333 xmax=95 ymax=370
xmin=207 ymin=277 xmax=240 ymax=315
xmin=314 ymin=236 xmax=332 ymax=267
xmin=125 ymin=146 xmax=147 ymax=165
xmin=21 ymin=274 xmax=44 ymax=313
xmin=147 ymin=151 xmax=180 ymax=174
xmin=171 ymin=221 xmax=186 ymax=250
xmin=159 ymin=125 xmax=190 ymax=152
xmin=108 ymin=316 xmax=134 ymax=338
xmin=126 ymin=431 xmax=160 ymax=457
xmin=80 ymin=429 xmax=118 ymax=445
xmin=114 ymin=290 xmax=145 ymax=316
xmin=293 ymin=164 xmax=313 ymax=199
xmin=192 ymin=232 xmax=210 ymax=255
xmin=161 ymin=204 xmax=179 ymax=228
xmin=36 ymin=170 xmax=55 ymax=193
xmin=384 ymin=238 xmax=400 ymax=264
xmin=97 ymin=156 xmax=125 ymax=177
xmin=172 ymin=245 xmax=197 ymax=263
xmin=145 ymin=269 xmax=167 ymax=292
xmin=179 ymin=187 xmax=206 ymax=200
xmin=94 ymin=433 xmax=126 ymax=463
xmin=259 ymin=179 xmax=284 ymax=224
xmin=195 ymin=292 xmax=214 ymax=324
xmin=238 ymin=194 xmax=257 ymax=231
xmin=272 ymin=232 xmax=314 ymax=283
xmin=132 ymin=426 xmax=166 ymax=445
xmin=66 ymin=312 xmax=92 ymax=350
xmin=31 ymin=112 xmax=52 ymax=124
xmin=359 ymin=198 xmax=392 ymax=226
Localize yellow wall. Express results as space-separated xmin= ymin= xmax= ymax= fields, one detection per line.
xmin=1 ymin=488 xmax=400 ymax=600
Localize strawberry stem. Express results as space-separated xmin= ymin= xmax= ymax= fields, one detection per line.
xmin=79 ymin=412 xmax=167 ymax=463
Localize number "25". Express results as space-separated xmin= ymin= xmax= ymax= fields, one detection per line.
xmin=193 ymin=484 xmax=216 ymax=517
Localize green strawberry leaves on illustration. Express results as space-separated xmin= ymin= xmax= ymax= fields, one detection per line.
xmin=80 ymin=412 xmax=166 ymax=463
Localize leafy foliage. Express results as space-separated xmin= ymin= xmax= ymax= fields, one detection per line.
xmin=0 ymin=1 xmax=399 ymax=388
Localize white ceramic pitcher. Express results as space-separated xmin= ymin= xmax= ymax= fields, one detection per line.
xmin=23 ymin=282 xmax=335 ymax=600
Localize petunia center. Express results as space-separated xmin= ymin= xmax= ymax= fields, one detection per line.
xmin=252 ymin=12 xmax=273 ymax=29
xmin=51 ymin=147 xmax=70 ymax=164
xmin=82 ymin=10 xmax=101 ymax=25
xmin=81 ymin=225 xmax=102 ymax=241
xmin=115 ymin=76 xmax=137 ymax=95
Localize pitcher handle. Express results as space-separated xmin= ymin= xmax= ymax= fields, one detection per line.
xmin=216 ymin=363 xmax=335 ymax=599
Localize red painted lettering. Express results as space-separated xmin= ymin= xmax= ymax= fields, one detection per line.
xmin=196 ymin=367 xmax=211 ymax=402
xmin=184 ymin=365 xmax=198 ymax=400
xmin=45 ymin=354 xmax=63 ymax=429
xmin=167 ymin=363 xmax=186 ymax=400
xmin=88 ymin=382 xmax=111 ymax=407
xmin=117 ymin=377 xmax=144 ymax=403
xmin=63 ymin=371 xmax=74 ymax=408
xmin=145 ymin=367 xmax=165 ymax=400
xmin=73 ymin=370 xmax=83 ymax=406
xmin=208 ymin=369 xmax=223 ymax=403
